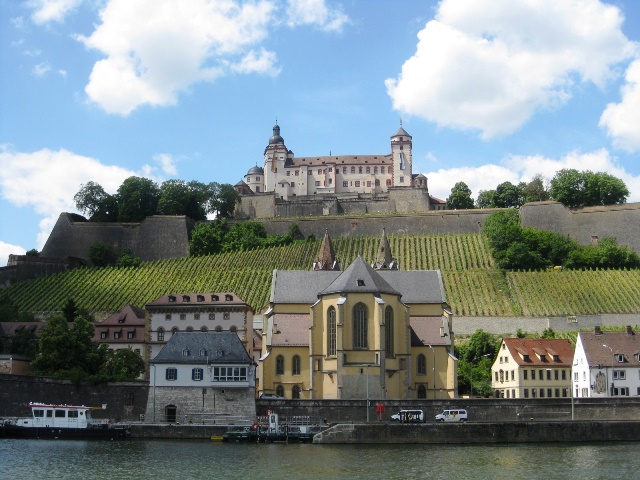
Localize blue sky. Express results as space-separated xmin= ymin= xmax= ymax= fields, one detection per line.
xmin=2 ymin=0 xmax=640 ymax=265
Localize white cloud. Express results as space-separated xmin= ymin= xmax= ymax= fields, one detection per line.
xmin=29 ymin=0 xmax=83 ymax=25
xmin=424 ymin=148 xmax=640 ymax=203
xmin=231 ymin=48 xmax=280 ymax=76
xmin=33 ymin=62 xmax=51 ymax=76
xmin=386 ymin=0 xmax=636 ymax=139
xmin=0 ymin=241 xmax=26 ymax=267
xmin=600 ymin=58 xmax=640 ymax=152
xmin=77 ymin=0 xmax=278 ymax=115
xmin=0 ymin=146 xmax=137 ymax=249
xmin=285 ymin=0 xmax=349 ymax=32
xmin=152 ymin=153 xmax=178 ymax=177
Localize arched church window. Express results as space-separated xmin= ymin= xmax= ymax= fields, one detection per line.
xmin=353 ymin=303 xmax=368 ymax=349
xmin=327 ymin=307 xmax=337 ymax=356
xmin=385 ymin=306 xmax=394 ymax=358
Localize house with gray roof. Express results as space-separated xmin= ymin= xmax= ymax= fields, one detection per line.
xmin=147 ymin=331 xmax=256 ymax=423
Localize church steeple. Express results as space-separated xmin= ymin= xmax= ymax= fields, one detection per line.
xmin=313 ymin=230 xmax=341 ymax=271
xmin=372 ymin=228 xmax=397 ymax=270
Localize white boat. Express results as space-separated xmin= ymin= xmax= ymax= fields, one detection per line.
xmin=1 ymin=402 xmax=130 ymax=439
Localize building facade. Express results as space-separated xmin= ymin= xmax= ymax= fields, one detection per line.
xmin=147 ymin=331 xmax=256 ymax=423
xmin=574 ymin=326 xmax=640 ymax=397
xmin=146 ymin=292 xmax=253 ymax=361
xmin=492 ymin=338 xmax=574 ymax=399
xmin=260 ymin=231 xmax=456 ymax=400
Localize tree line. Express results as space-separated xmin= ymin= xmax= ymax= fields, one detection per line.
xmin=447 ymin=169 xmax=629 ymax=210
xmin=74 ymin=176 xmax=240 ymax=223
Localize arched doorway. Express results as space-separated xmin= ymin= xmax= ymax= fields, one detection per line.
xmin=165 ymin=405 xmax=177 ymax=423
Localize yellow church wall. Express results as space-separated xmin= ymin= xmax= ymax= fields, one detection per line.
xmin=261 ymin=345 xmax=311 ymax=399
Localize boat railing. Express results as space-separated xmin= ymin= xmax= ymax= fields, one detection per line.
xmin=180 ymin=413 xmax=254 ymax=426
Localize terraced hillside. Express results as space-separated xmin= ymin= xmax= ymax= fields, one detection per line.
xmin=3 ymin=233 xmax=640 ymax=318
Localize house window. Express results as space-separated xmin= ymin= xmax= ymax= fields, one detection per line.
xmin=194 ymin=314 xmax=200 ymax=320
xmin=531 ymin=389 xmax=536 ymax=398
xmin=375 ymin=179 xmax=380 ymax=186
xmin=295 ymin=170 xmax=299 ymax=176
xmin=546 ymin=370 xmax=551 ymax=380
xmin=547 ymin=388 xmax=552 ymax=398
xmin=290 ymin=182 xmax=295 ymax=188
xmin=555 ymin=388 xmax=560 ymax=397
xmin=166 ymin=368 xmax=177 ymax=381
xmin=385 ymin=306 xmax=394 ymax=358
xmin=292 ymin=355 xmax=301 ymax=375
xmin=114 ymin=332 xmax=121 ymax=339
xmin=358 ymin=167 xmax=363 ymax=174
xmin=157 ymin=329 xmax=165 ymax=341
xmin=532 ymin=370 xmax=536 ymax=380
xmin=286 ymin=171 xmax=290 ymax=176
xmin=315 ymin=181 xmax=320 ymax=186
xmin=209 ymin=313 xmax=215 ymax=320
xmin=355 ymin=181 xmax=360 ymax=187
xmin=417 ymin=385 xmax=426 ymax=399
xmin=186 ymin=326 xmax=193 ymax=332
xmin=212 ymin=366 xmax=247 ymax=382
xmin=353 ymin=303 xmax=368 ymax=349
xmin=417 ymin=354 xmax=426 ymax=375
xmin=540 ymin=389 xmax=545 ymax=398
xmin=276 ymin=385 xmax=285 ymax=397
xmin=180 ymin=314 xmax=186 ymax=320
xmin=539 ymin=369 xmax=543 ymax=380
xmin=374 ymin=166 xmax=378 ymax=174
xmin=318 ymin=169 xmax=322 ymax=175
xmin=343 ymin=166 xmax=347 ymax=174
xmin=192 ymin=368 xmax=203 ymax=381
xmin=276 ymin=355 xmax=285 ymax=375
xmin=127 ymin=331 xmax=134 ymax=339
xmin=366 ymin=167 xmax=370 ymax=174
xmin=523 ymin=370 xmax=528 ymax=380
xmin=215 ymin=326 xmax=223 ymax=332
xmin=613 ymin=387 xmax=629 ymax=396
xmin=386 ymin=179 xmax=392 ymax=186
xmin=292 ymin=385 xmax=301 ymax=399
xmin=524 ymin=389 xmax=529 ymax=398
xmin=554 ymin=370 xmax=559 ymax=380
xmin=613 ymin=370 xmax=626 ymax=380
xmin=367 ymin=181 xmax=371 ymax=187
xmin=201 ymin=326 xmax=208 ymax=332
xmin=400 ymin=177 xmax=404 ymax=183
xmin=327 ymin=307 xmax=337 ymax=356
xmin=381 ymin=166 xmax=385 ymax=174
xmin=343 ymin=181 xmax=348 ymax=187
xmin=511 ymin=370 xmax=515 ymax=381
xmin=100 ymin=332 xmax=107 ymax=339
xmin=562 ymin=370 xmax=567 ymax=380
xmin=328 ymin=178 xmax=332 ymax=184
xmin=165 ymin=314 xmax=171 ymax=321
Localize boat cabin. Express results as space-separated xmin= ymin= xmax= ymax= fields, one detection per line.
xmin=16 ymin=403 xmax=108 ymax=429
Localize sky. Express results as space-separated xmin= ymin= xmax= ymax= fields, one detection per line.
xmin=1 ymin=0 xmax=640 ymax=266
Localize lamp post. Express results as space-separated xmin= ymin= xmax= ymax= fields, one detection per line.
xmin=470 ymin=353 xmax=492 ymax=398
xmin=602 ymin=344 xmax=614 ymax=396
xmin=152 ymin=363 xmax=156 ymax=423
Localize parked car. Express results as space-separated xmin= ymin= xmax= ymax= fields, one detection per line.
xmin=390 ymin=409 xmax=424 ymax=423
xmin=259 ymin=393 xmax=286 ymax=399
xmin=434 ymin=409 xmax=468 ymax=422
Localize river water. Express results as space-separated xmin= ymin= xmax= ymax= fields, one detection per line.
xmin=1 ymin=439 xmax=639 ymax=479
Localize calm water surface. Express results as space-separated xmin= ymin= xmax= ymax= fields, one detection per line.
xmin=1 ymin=439 xmax=639 ymax=479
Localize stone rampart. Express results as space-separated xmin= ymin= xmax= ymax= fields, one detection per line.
xmin=0 ymin=374 xmax=148 ymax=422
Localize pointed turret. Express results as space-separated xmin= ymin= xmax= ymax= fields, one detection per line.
xmin=372 ymin=228 xmax=398 ymax=270
xmin=313 ymin=230 xmax=341 ymax=271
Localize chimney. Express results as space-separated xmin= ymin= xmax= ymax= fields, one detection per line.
xmin=626 ymin=325 xmax=634 ymax=335
xmin=594 ymin=326 xmax=602 ymax=335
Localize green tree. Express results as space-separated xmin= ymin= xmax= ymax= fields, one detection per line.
xmin=101 ymin=348 xmax=146 ymax=380
xmin=564 ymin=237 xmax=640 ymax=270
xmin=494 ymin=181 xmax=524 ymax=208
xmin=456 ymin=329 xmax=498 ymax=396
xmin=157 ymin=180 xmax=211 ymax=221
xmin=208 ymin=183 xmax=240 ymax=219
xmin=541 ymin=328 xmax=556 ymax=339
xmin=9 ymin=327 xmax=38 ymax=357
xmin=447 ymin=182 xmax=475 ymax=210
xmin=476 ymin=189 xmax=496 ymax=208
xmin=74 ymin=181 xmax=118 ymax=221
xmin=89 ymin=241 xmax=117 ymax=267
xmin=523 ymin=174 xmax=549 ymax=203
xmin=550 ymin=169 xmax=628 ymax=208
xmin=189 ymin=219 xmax=229 ymax=256
xmin=25 ymin=248 xmax=39 ymax=256
xmin=116 ymin=176 xmax=160 ymax=222
xmin=483 ymin=209 xmax=522 ymax=254
xmin=116 ymin=248 xmax=141 ymax=268
xmin=62 ymin=298 xmax=78 ymax=323
xmin=223 ymin=221 xmax=268 ymax=252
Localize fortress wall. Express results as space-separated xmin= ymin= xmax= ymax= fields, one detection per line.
xmin=521 ymin=201 xmax=640 ymax=253
xmin=130 ymin=216 xmax=193 ymax=262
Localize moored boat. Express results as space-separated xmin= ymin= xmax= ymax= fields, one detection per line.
xmin=1 ymin=402 xmax=130 ymax=440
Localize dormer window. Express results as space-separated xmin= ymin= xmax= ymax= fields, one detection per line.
xmin=212 ymin=295 xmax=219 ymax=302
xmin=182 ymin=295 xmax=190 ymax=302
xmin=616 ymin=354 xmax=625 ymax=363
xmin=523 ymin=354 xmax=529 ymax=362
xmin=225 ymin=294 xmax=233 ymax=301
xmin=182 ymin=349 xmax=190 ymax=356
xmin=539 ymin=354 xmax=546 ymax=362
xmin=168 ymin=295 xmax=176 ymax=303
xmin=553 ymin=355 xmax=560 ymax=362
xmin=200 ymin=349 xmax=207 ymax=356
xmin=357 ymin=279 xmax=365 ymax=287
xmin=118 ymin=317 xmax=125 ymax=323
xmin=197 ymin=295 xmax=204 ymax=302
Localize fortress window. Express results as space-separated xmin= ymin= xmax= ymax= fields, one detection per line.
xmin=329 ymin=168 xmax=333 ymax=172
xmin=290 ymin=182 xmax=295 ymax=187
xmin=351 ymin=167 xmax=355 ymax=173
xmin=286 ymin=171 xmax=290 ymax=176
xmin=194 ymin=314 xmax=200 ymax=320
xmin=380 ymin=166 xmax=385 ymax=173
xmin=256 ymin=186 xmax=260 ymax=192
xmin=386 ymin=179 xmax=391 ymax=186
xmin=165 ymin=314 xmax=171 ymax=320
xmin=400 ymin=177 xmax=404 ymax=183
xmin=295 ymin=170 xmax=299 ymax=176
xmin=328 ymin=178 xmax=332 ymax=184
xmin=157 ymin=329 xmax=165 ymax=341
xmin=180 ymin=314 xmax=186 ymax=320
xmin=343 ymin=167 xmax=347 ymax=174
xmin=355 ymin=181 xmax=360 ymax=187
xmin=318 ymin=169 xmax=322 ymax=175
xmin=186 ymin=326 xmax=193 ymax=332
xmin=400 ymin=145 xmax=403 ymax=150
xmin=375 ymin=180 xmax=380 ymax=186
xmin=309 ymin=170 xmax=313 ymax=175
xmin=209 ymin=313 xmax=215 ymax=320
xmin=374 ymin=166 xmax=378 ymax=174
xmin=366 ymin=167 xmax=370 ymax=174
xmin=343 ymin=181 xmax=348 ymax=187
xmin=359 ymin=167 xmax=362 ymax=174
xmin=224 ymin=313 xmax=230 ymax=320
xmin=315 ymin=181 xmax=320 ymax=186
xmin=367 ymin=181 xmax=371 ymax=187
xmin=256 ymin=176 xmax=260 ymax=181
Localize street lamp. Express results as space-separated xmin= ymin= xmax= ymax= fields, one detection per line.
xmin=602 ymin=344 xmax=614 ymax=396
xmin=470 ymin=353 xmax=492 ymax=398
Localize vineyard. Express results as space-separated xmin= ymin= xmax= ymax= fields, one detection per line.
xmin=3 ymin=233 xmax=640 ymax=318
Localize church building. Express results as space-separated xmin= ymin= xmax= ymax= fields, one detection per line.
xmin=259 ymin=231 xmax=457 ymax=400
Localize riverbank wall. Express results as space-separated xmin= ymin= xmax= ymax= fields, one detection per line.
xmin=312 ymin=420 xmax=640 ymax=444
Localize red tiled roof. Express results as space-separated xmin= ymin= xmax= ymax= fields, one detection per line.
xmin=503 ymin=338 xmax=574 ymax=367
xmin=578 ymin=329 xmax=640 ymax=366
xmin=146 ymin=292 xmax=249 ymax=308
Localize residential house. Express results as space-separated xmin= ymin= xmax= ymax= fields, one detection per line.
xmin=93 ymin=305 xmax=148 ymax=378
xmin=574 ymin=326 xmax=640 ymax=397
xmin=146 ymin=292 xmax=254 ymax=360
xmin=147 ymin=331 xmax=256 ymax=423
xmin=492 ymin=338 xmax=574 ymax=399
xmin=260 ymin=231 xmax=456 ymax=400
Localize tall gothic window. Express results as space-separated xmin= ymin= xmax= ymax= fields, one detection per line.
xmin=292 ymin=355 xmax=301 ymax=375
xmin=417 ymin=354 xmax=426 ymax=375
xmin=276 ymin=355 xmax=285 ymax=375
xmin=353 ymin=303 xmax=368 ymax=349
xmin=327 ymin=307 xmax=337 ymax=356
xmin=417 ymin=385 xmax=427 ymax=399
xmin=292 ymin=385 xmax=301 ymax=399
xmin=385 ymin=306 xmax=394 ymax=358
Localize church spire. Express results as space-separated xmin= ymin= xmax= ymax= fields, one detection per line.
xmin=372 ymin=228 xmax=397 ymax=270
xmin=313 ymin=230 xmax=341 ymax=271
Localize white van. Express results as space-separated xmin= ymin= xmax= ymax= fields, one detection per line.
xmin=390 ymin=410 xmax=424 ymax=423
xmin=434 ymin=409 xmax=468 ymax=422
